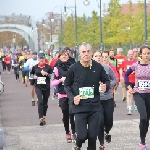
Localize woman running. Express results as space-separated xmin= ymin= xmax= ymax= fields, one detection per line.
xmin=51 ymin=50 xmax=76 ymax=143
xmin=12 ymin=55 xmax=20 ymax=81
xmin=30 ymin=53 xmax=52 ymax=126
xmin=93 ymin=51 xmax=116 ymax=150
xmin=124 ymin=45 xmax=150 ymax=150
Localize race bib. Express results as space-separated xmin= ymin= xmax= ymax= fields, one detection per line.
xmin=117 ymin=59 xmax=124 ymax=65
xmin=79 ymin=87 xmax=94 ymax=99
xmin=37 ymin=77 xmax=46 ymax=84
xmin=138 ymin=80 xmax=150 ymax=90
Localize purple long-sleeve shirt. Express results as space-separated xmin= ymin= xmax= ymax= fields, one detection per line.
xmin=124 ymin=61 xmax=150 ymax=93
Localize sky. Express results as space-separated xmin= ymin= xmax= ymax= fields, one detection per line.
xmin=0 ymin=0 xmax=138 ymax=21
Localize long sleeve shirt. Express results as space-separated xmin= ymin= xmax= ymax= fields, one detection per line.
xmin=64 ymin=60 xmax=110 ymax=113
xmin=100 ymin=65 xmax=116 ymax=100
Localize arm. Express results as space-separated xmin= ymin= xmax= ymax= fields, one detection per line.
xmin=109 ymin=67 xmax=116 ymax=87
xmin=124 ymin=68 xmax=133 ymax=86
xmin=100 ymin=66 xmax=110 ymax=92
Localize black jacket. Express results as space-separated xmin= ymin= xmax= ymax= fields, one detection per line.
xmin=64 ymin=60 xmax=110 ymax=113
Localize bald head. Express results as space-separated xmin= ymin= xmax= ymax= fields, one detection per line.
xmin=127 ymin=50 xmax=133 ymax=60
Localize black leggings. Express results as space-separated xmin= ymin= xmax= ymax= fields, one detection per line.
xmin=134 ymin=92 xmax=150 ymax=144
xmin=98 ymin=98 xmax=114 ymax=145
xmin=2 ymin=62 xmax=6 ymax=71
xmin=59 ymin=98 xmax=75 ymax=134
xmin=35 ymin=87 xmax=50 ymax=119
xmin=6 ymin=64 xmax=11 ymax=71
xmin=15 ymin=74 xmax=19 ymax=80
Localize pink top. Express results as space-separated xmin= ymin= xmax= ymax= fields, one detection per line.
xmin=51 ymin=67 xmax=68 ymax=98
xmin=130 ymin=62 xmax=150 ymax=93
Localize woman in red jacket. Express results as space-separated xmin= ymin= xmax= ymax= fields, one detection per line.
xmin=4 ymin=54 xmax=11 ymax=74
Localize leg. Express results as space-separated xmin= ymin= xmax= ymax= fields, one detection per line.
xmin=35 ymin=87 xmax=43 ymax=119
xmin=62 ymin=108 xmax=70 ymax=134
xmin=134 ymin=93 xmax=147 ymax=144
xmin=42 ymin=89 xmax=50 ymax=117
xmin=87 ymin=111 xmax=102 ymax=150
xmin=74 ymin=113 xmax=88 ymax=148
xmin=70 ymin=113 xmax=76 ymax=134
xmin=120 ymin=78 xmax=126 ymax=100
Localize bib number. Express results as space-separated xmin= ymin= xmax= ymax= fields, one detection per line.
xmin=117 ymin=59 xmax=124 ymax=65
xmin=79 ymin=87 xmax=94 ymax=99
xmin=138 ymin=80 xmax=150 ymax=90
xmin=37 ymin=77 xmax=46 ymax=84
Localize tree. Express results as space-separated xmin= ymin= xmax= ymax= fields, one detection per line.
xmin=63 ymin=14 xmax=75 ymax=47
xmin=87 ymin=11 xmax=100 ymax=50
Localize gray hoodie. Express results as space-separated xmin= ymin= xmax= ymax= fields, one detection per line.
xmin=100 ymin=64 xmax=116 ymax=100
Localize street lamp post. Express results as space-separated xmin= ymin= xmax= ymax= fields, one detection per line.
xmin=83 ymin=0 xmax=103 ymax=50
xmin=51 ymin=6 xmax=63 ymax=51
xmin=144 ymin=0 xmax=148 ymax=45
xmin=64 ymin=0 xmax=78 ymax=60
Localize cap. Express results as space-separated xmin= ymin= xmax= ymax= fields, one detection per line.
xmin=32 ymin=51 xmax=37 ymax=55
xmin=64 ymin=47 xmax=71 ymax=51
xmin=38 ymin=53 xmax=45 ymax=58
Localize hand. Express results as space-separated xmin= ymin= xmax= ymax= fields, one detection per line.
xmin=33 ymin=76 xmax=38 ymax=79
xmin=99 ymin=82 xmax=106 ymax=92
xmin=61 ymin=77 xmax=66 ymax=82
xmin=41 ymin=70 xmax=48 ymax=76
xmin=74 ymin=95 xmax=80 ymax=105
xmin=128 ymin=87 xmax=135 ymax=94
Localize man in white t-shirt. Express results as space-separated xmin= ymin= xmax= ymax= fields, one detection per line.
xmin=24 ymin=51 xmax=38 ymax=106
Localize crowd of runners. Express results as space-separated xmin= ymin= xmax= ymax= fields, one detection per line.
xmin=0 ymin=44 xmax=150 ymax=150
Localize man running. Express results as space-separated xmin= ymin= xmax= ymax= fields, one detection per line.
xmin=24 ymin=51 xmax=38 ymax=106
xmin=121 ymin=50 xmax=137 ymax=115
xmin=115 ymin=48 xmax=126 ymax=101
xmin=64 ymin=43 xmax=110 ymax=150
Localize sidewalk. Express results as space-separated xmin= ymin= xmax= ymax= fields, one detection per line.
xmin=3 ymin=119 xmax=150 ymax=150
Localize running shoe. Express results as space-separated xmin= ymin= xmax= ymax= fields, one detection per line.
xmin=122 ymin=97 xmax=126 ymax=101
xmin=105 ymin=133 xmax=111 ymax=143
xmin=127 ymin=110 xmax=132 ymax=115
xmin=66 ymin=132 xmax=72 ymax=143
xmin=134 ymin=105 xmax=138 ymax=111
xmin=32 ymin=101 xmax=35 ymax=106
xmin=99 ymin=145 xmax=105 ymax=150
xmin=39 ymin=118 xmax=44 ymax=126
xmin=139 ymin=144 xmax=147 ymax=150
xmin=72 ymin=140 xmax=81 ymax=150
xmin=72 ymin=132 xmax=77 ymax=141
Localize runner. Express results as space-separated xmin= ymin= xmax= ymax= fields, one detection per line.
xmin=133 ymin=48 xmax=142 ymax=61
xmin=4 ymin=53 xmax=11 ymax=74
xmin=12 ymin=55 xmax=20 ymax=82
xmin=124 ymin=45 xmax=150 ymax=150
xmin=115 ymin=48 xmax=126 ymax=101
xmin=24 ymin=51 xmax=38 ymax=106
xmin=121 ymin=50 xmax=137 ymax=115
xmin=30 ymin=52 xmax=52 ymax=126
xmin=1 ymin=53 xmax=6 ymax=74
xmin=92 ymin=51 xmax=116 ymax=150
xmin=51 ymin=50 xmax=76 ymax=143
xmin=64 ymin=43 xmax=110 ymax=150
xmin=22 ymin=53 xmax=30 ymax=86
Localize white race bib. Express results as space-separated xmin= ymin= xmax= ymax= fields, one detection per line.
xmin=138 ymin=80 xmax=150 ymax=90
xmin=37 ymin=77 xmax=46 ymax=84
xmin=117 ymin=59 xmax=124 ymax=65
xmin=79 ymin=87 xmax=94 ymax=99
